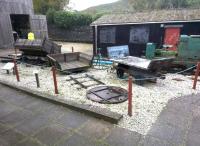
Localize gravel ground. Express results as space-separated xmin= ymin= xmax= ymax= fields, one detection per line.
xmin=0 ymin=62 xmax=200 ymax=135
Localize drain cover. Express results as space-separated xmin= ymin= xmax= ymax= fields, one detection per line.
xmin=86 ymin=86 xmax=128 ymax=104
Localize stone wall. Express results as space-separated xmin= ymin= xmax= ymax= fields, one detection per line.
xmin=48 ymin=24 xmax=93 ymax=43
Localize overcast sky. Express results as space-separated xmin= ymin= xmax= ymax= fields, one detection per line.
xmin=68 ymin=0 xmax=119 ymax=11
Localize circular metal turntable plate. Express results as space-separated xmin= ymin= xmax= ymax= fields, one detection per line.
xmin=86 ymin=86 xmax=128 ymax=104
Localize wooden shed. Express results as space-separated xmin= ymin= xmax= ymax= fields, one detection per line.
xmin=91 ymin=9 xmax=200 ymax=57
xmin=0 ymin=0 xmax=48 ymax=49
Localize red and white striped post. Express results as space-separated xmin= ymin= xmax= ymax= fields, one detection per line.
xmin=52 ymin=66 xmax=59 ymax=94
xmin=128 ymin=75 xmax=133 ymax=117
xmin=193 ymin=62 xmax=200 ymax=90
xmin=13 ymin=58 xmax=20 ymax=82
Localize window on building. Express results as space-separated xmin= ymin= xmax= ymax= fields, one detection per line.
xmin=129 ymin=26 xmax=149 ymax=44
xmin=100 ymin=27 xmax=116 ymax=43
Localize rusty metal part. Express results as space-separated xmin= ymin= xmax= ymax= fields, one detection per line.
xmin=66 ymin=74 xmax=105 ymax=89
xmin=87 ymin=86 xmax=128 ymax=104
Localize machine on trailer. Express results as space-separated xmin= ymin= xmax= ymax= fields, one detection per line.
xmin=177 ymin=35 xmax=200 ymax=67
xmin=112 ymin=56 xmax=174 ymax=85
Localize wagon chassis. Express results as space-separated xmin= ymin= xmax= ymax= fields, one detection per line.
xmin=111 ymin=56 xmax=173 ymax=85
xmin=115 ymin=64 xmax=160 ymax=85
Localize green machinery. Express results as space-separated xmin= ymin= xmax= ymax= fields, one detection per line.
xmin=145 ymin=43 xmax=176 ymax=59
xmin=177 ymin=35 xmax=200 ymax=67
xmin=145 ymin=43 xmax=156 ymax=59
xmin=146 ymin=35 xmax=200 ymax=67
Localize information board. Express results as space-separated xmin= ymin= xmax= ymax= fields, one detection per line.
xmin=107 ymin=45 xmax=129 ymax=59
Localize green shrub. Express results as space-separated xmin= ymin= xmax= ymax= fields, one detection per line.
xmin=53 ymin=11 xmax=94 ymax=29
xmin=46 ymin=8 xmax=56 ymax=24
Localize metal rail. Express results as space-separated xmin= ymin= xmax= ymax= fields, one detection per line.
xmin=67 ymin=74 xmax=105 ymax=89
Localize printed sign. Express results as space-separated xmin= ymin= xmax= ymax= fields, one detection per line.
xmin=107 ymin=45 xmax=129 ymax=59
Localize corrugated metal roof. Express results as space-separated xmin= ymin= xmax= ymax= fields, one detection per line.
xmin=91 ymin=9 xmax=200 ymax=26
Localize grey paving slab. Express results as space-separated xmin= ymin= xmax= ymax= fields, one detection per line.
xmin=0 ymin=102 xmax=19 ymax=119
xmin=139 ymin=136 xmax=173 ymax=146
xmin=54 ymin=110 xmax=90 ymax=130
xmin=0 ymin=123 xmax=11 ymax=134
xmin=22 ymin=99 xmax=53 ymax=113
xmin=0 ymin=109 xmax=34 ymax=127
xmin=156 ymin=109 xmax=191 ymax=130
xmin=78 ymin=118 xmax=114 ymax=140
xmin=15 ymin=138 xmax=44 ymax=146
xmin=0 ymin=129 xmax=26 ymax=146
xmin=57 ymin=133 xmax=102 ymax=146
xmin=165 ymin=99 xmax=192 ymax=116
xmin=189 ymin=116 xmax=200 ymax=134
xmin=105 ymin=127 xmax=142 ymax=146
xmin=186 ymin=131 xmax=200 ymax=146
xmin=1 ymin=84 xmax=200 ymax=146
xmin=0 ymin=89 xmax=29 ymax=102
xmin=192 ymin=105 xmax=200 ymax=118
xmin=8 ymin=95 xmax=36 ymax=108
xmin=0 ymin=137 xmax=10 ymax=146
xmin=34 ymin=124 xmax=72 ymax=146
xmin=148 ymin=118 xmax=186 ymax=145
xmin=37 ymin=105 xmax=69 ymax=121
xmin=14 ymin=114 xmax=53 ymax=136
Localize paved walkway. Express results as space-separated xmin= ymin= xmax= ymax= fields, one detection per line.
xmin=0 ymin=84 xmax=143 ymax=146
xmin=0 ymin=84 xmax=200 ymax=146
xmin=146 ymin=93 xmax=200 ymax=146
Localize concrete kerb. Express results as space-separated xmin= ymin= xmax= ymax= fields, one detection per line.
xmin=0 ymin=80 xmax=123 ymax=124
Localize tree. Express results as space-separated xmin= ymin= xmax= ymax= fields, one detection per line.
xmin=158 ymin=0 xmax=189 ymax=9
xmin=128 ymin=0 xmax=191 ymax=10
xmin=33 ymin=0 xmax=69 ymax=14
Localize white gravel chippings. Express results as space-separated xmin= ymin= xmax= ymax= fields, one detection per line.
xmin=0 ymin=62 xmax=200 ymax=135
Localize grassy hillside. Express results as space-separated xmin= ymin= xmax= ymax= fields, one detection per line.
xmin=82 ymin=0 xmax=200 ymax=15
xmin=82 ymin=0 xmax=133 ymax=15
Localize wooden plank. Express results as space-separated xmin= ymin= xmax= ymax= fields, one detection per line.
xmin=30 ymin=15 xmax=48 ymax=39
xmin=0 ymin=13 xmax=14 ymax=49
xmin=61 ymin=61 xmax=89 ymax=70
xmin=0 ymin=0 xmax=33 ymax=14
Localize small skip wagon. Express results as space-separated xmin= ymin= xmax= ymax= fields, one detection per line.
xmin=15 ymin=38 xmax=61 ymax=57
xmin=47 ymin=52 xmax=92 ymax=73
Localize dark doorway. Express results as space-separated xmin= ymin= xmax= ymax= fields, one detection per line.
xmin=10 ymin=14 xmax=30 ymax=40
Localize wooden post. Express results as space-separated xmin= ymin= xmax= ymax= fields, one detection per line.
xmin=128 ymin=75 xmax=133 ymax=117
xmin=14 ymin=47 xmax=17 ymax=55
xmin=52 ymin=66 xmax=59 ymax=94
xmin=35 ymin=73 xmax=40 ymax=88
xmin=193 ymin=62 xmax=200 ymax=90
xmin=13 ymin=58 xmax=20 ymax=82
xmin=72 ymin=47 xmax=74 ymax=53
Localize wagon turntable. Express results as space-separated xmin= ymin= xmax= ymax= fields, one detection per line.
xmin=87 ymin=86 xmax=128 ymax=104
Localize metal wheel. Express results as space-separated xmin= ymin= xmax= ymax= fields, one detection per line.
xmin=134 ymin=75 xmax=145 ymax=85
xmin=117 ymin=68 xmax=124 ymax=78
